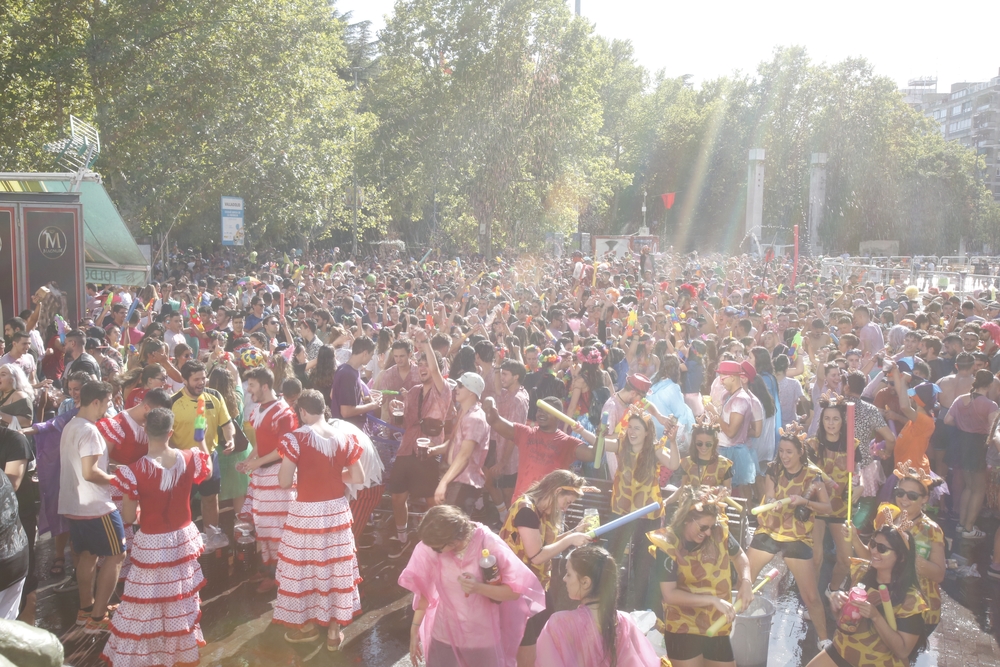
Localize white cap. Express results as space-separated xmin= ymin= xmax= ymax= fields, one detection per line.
xmin=457 ymin=372 xmax=485 ymax=399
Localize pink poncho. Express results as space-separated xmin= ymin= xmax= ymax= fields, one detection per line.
xmin=398 ymin=523 xmax=546 ymax=667
xmin=536 ymin=605 xmax=662 ymax=667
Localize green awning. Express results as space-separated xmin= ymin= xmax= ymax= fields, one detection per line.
xmin=1 ymin=174 xmax=149 ymax=288
xmin=42 ymin=181 xmax=147 ymax=276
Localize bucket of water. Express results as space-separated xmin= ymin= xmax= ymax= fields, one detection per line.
xmin=730 ymin=595 xmax=775 ymax=667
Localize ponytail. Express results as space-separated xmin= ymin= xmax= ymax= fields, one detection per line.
xmin=568 ymin=545 xmax=620 ymax=667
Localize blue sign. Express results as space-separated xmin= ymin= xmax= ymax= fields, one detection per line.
xmin=221 ymin=196 xmax=244 ymax=246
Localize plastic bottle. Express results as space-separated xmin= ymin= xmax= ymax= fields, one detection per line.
xmin=479 ymin=549 xmax=502 ymax=603
xmin=837 ymin=585 xmax=868 ymax=634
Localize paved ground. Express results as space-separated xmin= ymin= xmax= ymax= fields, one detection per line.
xmin=29 ymin=501 xmax=1000 ymax=666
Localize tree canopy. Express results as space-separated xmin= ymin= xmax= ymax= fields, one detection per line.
xmin=2 ymin=0 xmax=996 ymax=256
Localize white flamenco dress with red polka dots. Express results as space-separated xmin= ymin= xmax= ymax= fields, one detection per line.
xmin=101 ymin=449 xmax=211 ymax=667
xmin=272 ymin=424 xmax=363 ymax=630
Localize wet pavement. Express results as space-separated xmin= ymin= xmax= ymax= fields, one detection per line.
xmin=29 ymin=501 xmax=1000 ymax=666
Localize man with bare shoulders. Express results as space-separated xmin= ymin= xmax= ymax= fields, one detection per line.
xmin=932 ymin=352 xmax=975 ymax=476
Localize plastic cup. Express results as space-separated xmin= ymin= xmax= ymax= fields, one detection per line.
xmin=416 ymin=437 xmax=431 ymax=459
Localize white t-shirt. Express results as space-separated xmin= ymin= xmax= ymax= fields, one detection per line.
xmin=58 ymin=416 xmax=115 ymax=518
xmin=164 ymin=330 xmax=187 ymax=358
xmin=0 ymin=352 xmax=36 ymax=380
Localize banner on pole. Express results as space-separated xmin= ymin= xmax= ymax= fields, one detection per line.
xmin=221 ymin=196 xmax=245 ymax=246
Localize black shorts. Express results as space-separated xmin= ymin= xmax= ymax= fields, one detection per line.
xmin=484 ymin=440 xmax=498 ymax=468
xmin=520 ymin=591 xmax=554 ymax=646
xmin=193 ymin=449 xmax=221 ymax=496
xmin=68 ymin=512 xmax=126 ymax=557
xmin=749 ymin=532 xmax=814 ymax=560
xmin=664 ymin=631 xmax=734 ymax=662
xmin=385 ymin=454 xmax=440 ymax=498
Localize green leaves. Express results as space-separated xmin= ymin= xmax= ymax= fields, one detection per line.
xmin=2 ymin=2 xmax=995 ymax=255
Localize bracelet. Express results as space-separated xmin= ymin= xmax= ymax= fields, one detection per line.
xmin=411 ymin=622 xmax=421 ymax=627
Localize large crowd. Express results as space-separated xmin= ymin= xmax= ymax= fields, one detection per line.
xmin=1 ymin=243 xmax=999 ymax=667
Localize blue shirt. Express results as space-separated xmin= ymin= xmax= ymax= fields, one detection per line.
xmin=330 ymin=363 xmax=371 ymax=429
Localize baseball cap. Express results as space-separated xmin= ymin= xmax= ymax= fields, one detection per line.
xmin=457 ymin=372 xmax=485 ymax=398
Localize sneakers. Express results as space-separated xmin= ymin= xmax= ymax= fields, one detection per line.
xmin=83 ymin=615 xmax=111 ymax=635
xmin=387 ymin=534 xmax=415 ymax=559
xmin=75 ymin=609 xmax=90 ymax=626
xmin=962 ymin=527 xmax=986 ymax=540
xmin=817 ymin=639 xmax=832 ymax=652
xmin=204 ymin=525 xmax=230 ymax=551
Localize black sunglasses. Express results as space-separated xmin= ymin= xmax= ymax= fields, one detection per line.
xmin=695 ymin=440 xmax=715 ymax=448
xmin=694 ymin=522 xmax=714 ymax=534
xmin=872 ymin=541 xmax=893 ymax=554
xmin=892 ymin=488 xmax=924 ymax=501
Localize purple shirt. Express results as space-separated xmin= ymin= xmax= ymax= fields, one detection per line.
xmin=330 ymin=363 xmax=371 ymax=430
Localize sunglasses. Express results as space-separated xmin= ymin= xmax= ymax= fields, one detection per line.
xmin=872 ymin=541 xmax=894 ymax=555
xmin=693 ymin=521 xmax=714 ymax=534
xmin=695 ymin=440 xmax=715 ymax=448
xmin=892 ymin=488 xmax=924 ymax=501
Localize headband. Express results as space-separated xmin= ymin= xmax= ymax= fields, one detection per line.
xmin=893 ymin=459 xmax=933 ymax=490
xmin=873 ymin=503 xmax=913 ymax=550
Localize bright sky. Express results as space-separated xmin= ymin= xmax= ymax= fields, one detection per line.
xmin=338 ymin=0 xmax=999 ymax=94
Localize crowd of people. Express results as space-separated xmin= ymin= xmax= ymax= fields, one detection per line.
xmin=1 ymin=242 xmax=999 ymax=667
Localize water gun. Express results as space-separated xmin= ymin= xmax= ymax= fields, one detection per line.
xmin=104 ymin=290 xmax=114 ymax=310
xmin=705 ymin=568 xmax=780 ymax=636
xmin=55 ymin=315 xmax=67 ymax=344
xmin=624 ymin=309 xmax=638 ymax=337
xmin=788 ymin=330 xmax=803 ymax=362
xmin=594 ymin=411 xmax=609 ymax=463
xmin=426 ymin=313 xmax=435 ymax=329
xmin=194 ymin=394 xmax=207 ymax=443
xmin=189 ymin=306 xmax=205 ymax=332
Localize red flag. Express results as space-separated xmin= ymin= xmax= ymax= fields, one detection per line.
xmin=661 ymin=193 xmax=676 ymax=209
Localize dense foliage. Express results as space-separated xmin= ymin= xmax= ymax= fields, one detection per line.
xmin=2 ymin=0 xmax=997 ymax=255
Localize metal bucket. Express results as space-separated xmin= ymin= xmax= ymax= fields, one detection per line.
xmin=730 ymin=595 xmax=775 ymax=667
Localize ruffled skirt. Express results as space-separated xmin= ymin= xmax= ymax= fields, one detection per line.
xmin=101 ymin=522 xmax=206 ymax=667
xmin=240 ymin=464 xmax=294 ymax=563
xmin=273 ymin=497 xmax=362 ymax=628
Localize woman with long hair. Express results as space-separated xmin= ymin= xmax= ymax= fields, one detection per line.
xmin=943 ymin=368 xmax=999 ymax=539
xmin=747 ymin=427 xmax=832 ymax=649
xmin=307 ymin=345 xmax=337 ymax=407
xmin=566 ymin=346 xmax=612 ymax=430
xmin=646 ymin=354 xmax=695 ymax=438
xmin=208 ymin=367 xmax=253 ymax=526
xmin=626 ymin=333 xmax=658 ymax=380
xmin=268 ymin=343 xmax=294 ymax=385
xmin=372 ymin=327 xmax=395 ymax=385
xmin=747 ymin=347 xmax=781 ymax=473
xmin=536 ymin=545 xmax=661 ymax=667
xmin=0 ymin=364 xmax=34 ymax=428
xmin=666 ymin=418 xmax=733 ymax=491
xmin=526 ymin=348 xmax=567 ymax=421
xmin=651 ymin=485 xmax=753 ymax=667
xmin=499 ymin=470 xmax=593 ymax=666
xmin=122 ymin=363 xmax=167 ymax=409
xmin=399 ymin=505 xmax=545 ymax=667
xmin=808 ymin=398 xmax=860 ymax=593
xmin=806 ymin=506 xmax=928 ymax=667
xmin=602 ymin=410 xmax=673 ymax=610
xmin=851 ymin=462 xmax=944 ymax=638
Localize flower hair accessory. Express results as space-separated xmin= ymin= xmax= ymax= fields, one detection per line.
xmin=577 ymin=347 xmax=604 ymax=365
xmin=678 ymin=283 xmax=698 ymax=299
xmin=894 ymin=460 xmax=933 ymax=489
xmin=874 ymin=503 xmax=914 ymax=547
xmin=540 ymin=352 xmax=559 ymax=365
